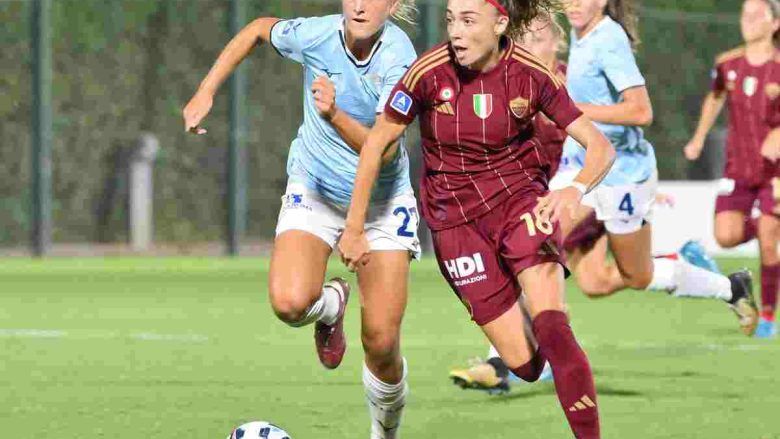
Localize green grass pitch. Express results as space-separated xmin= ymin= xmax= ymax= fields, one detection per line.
xmin=1 ymin=257 xmax=778 ymax=438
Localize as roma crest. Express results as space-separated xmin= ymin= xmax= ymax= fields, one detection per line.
xmin=766 ymin=82 xmax=780 ymax=99
xmin=473 ymin=94 xmax=493 ymax=120
xmin=510 ymin=96 xmax=529 ymax=118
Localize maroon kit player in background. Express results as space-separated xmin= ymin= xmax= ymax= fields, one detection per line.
xmin=686 ymin=0 xmax=780 ymax=338
xmin=339 ymin=0 xmax=615 ymax=437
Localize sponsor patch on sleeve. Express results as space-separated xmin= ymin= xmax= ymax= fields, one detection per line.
xmin=390 ymin=90 xmax=413 ymax=116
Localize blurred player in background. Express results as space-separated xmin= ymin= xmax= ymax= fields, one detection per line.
xmin=560 ymin=0 xmax=757 ymax=331
xmin=182 ymin=1 xmax=419 ymax=437
xmin=685 ymin=0 xmax=780 ymax=339
xmin=339 ymin=0 xmax=617 ymax=436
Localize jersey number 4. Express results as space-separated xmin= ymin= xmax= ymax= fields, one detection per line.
xmin=619 ymin=193 xmax=635 ymax=216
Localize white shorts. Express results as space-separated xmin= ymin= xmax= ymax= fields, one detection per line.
xmin=275 ymin=182 xmax=422 ymax=259
xmin=549 ymin=169 xmax=657 ymax=235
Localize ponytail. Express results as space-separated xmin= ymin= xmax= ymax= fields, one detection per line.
xmin=604 ymin=0 xmax=640 ymax=49
xmin=499 ymin=0 xmax=562 ymax=39
xmin=393 ymin=0 xmax=418 ymax=25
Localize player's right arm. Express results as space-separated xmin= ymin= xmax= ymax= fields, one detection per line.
xmin=684 ymin=59 xmax=728 ymax=160
xmin=338 ymin=55 xmax=428 ymax=271
xmin=183 ymin=17 xmax=280 ymax=134
xmin=339 ymin=114 xmax=409 ymax=271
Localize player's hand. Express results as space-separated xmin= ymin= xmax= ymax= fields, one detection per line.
xmin=655 ymin=192 xmax=676 ymax=208
xmin=683 ymin=137 xmax=705 ymax=161
xmin=312 ymin=76 xmax=337 ymax=121
xmin=182 ymin=90 xmax=213 ymax=135
xmin=338 ymin=226 xmax=371 ymax=272
xmin=534 ymin=186 xmax=582 ymax=224
xmin=761 ymin=128 xmax=780 ymax=162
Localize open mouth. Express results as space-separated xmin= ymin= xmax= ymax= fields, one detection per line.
xmin=452 ymin=45 xmax=467 ymax=56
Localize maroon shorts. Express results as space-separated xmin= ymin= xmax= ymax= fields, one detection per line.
xmin=430 ymin=191 xmax=567 ymax=326
xmin=715 ymin=178 xmax=780 ymax=217
xmin=563 ymin=211 xmax=606 ymax=254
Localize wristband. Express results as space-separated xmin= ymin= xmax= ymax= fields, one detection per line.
xmin=570 ymin=181 xmax=588 ymax=195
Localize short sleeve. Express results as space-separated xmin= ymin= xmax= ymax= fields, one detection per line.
xmin=376 ymin=49 xmax=417 ymax=114
xmin=536 ymin=74 xmax=583 ymax=130
xmin=711 ymin=62 xmax=726 ymax=94
xmin=383 ymin=56 xmax=430 ymax=124
xmin=600 ymin=36 xmax=645 ymax=93
xmin=269 ymin=17 xmax=329 ymax=64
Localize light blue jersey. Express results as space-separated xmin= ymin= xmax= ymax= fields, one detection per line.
xmin=270 ymin=15 xmax=416 ymax=205
xmin=563 ymin=16 xmax=656 ymax=186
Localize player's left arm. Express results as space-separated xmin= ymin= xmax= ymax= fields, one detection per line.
xmin=311 ymin=76 xmax=399 ymax=164
xmin=762 ymin=97 xmax=780 ymax=162
xmin=532 ymin=73 xmax=615 ymax=223
xmin=576 ymin=36 xmax=653 ymax=127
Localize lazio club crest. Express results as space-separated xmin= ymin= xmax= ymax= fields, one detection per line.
xmin=473 ymin=94 xmax=493 ymax=119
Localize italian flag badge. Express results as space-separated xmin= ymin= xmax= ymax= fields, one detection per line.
xmin=473 ymin=94 xmax=493 ymax=119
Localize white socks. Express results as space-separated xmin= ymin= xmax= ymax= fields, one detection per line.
xmin=647 ymin=257 xmax=732 ymax=301
xmin=363 ymin=359 xmax=408 ymax=439
xmin=487 ymin=344 xmax=500 ymax=360
xmin=671 ymin=259 xmax=732 ymax=301
xmin=287 ymin=284 xmax=341 ymax=327
xmin=647 ymin=258 xmax=677 ymax=292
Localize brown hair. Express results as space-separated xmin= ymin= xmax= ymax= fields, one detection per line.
xmin=393 ymin=0 xmax=418 ymax=24
xmin=498 ymin=0 xmax=563 ymax=39
xmin=604 ymin=0 xmax=640 ymax=49
xmin=758 ymin=0 xmax=780 ymax=46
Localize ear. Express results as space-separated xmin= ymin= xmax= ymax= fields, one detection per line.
xmin=495 ymin=15 xmax=509 ymax=36
xmin=389 ymin=0 xmax=401 ymax=15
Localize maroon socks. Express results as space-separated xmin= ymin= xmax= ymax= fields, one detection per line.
xmin=509 ymin=348 xmax=546 ymax=382
xmin=533 ymin=310 xmax=600 ymax=439
xmin=761 ymin=264 xmax=780 ymax=321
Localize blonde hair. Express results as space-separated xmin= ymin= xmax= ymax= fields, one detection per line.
xmin=393 ymin=0 xmax=418 ymax=24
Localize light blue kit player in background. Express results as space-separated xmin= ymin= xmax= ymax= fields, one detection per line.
xmin=182 ymin=2 xmax=421 ymax=437
xmin=559 ymin=2 xmax=756 ymax=331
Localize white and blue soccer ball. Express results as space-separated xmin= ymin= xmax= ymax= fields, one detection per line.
xmin=226 ymin=421 xmax=291 ymax=439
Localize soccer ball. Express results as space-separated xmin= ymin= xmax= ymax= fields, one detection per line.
xmin=226 ymin=421 xmax=291 ymax=439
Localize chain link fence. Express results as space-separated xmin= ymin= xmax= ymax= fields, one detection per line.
xmin=0 ymin=1 xmax=742 ymax=247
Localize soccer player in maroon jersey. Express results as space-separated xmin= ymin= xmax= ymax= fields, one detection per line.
xmin=686 ymin=0 xmax=780 ymax=338
xmin=339 ymin=1 xmax=616 ymax=437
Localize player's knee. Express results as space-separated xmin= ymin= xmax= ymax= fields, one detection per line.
xmin=715 ymin=228 xmax=743 ymax=248
xmin=623 ymin=270 xmax=652 ymax=290
xmin=361 ymin=327 xmax=399 ymax=364
xmin=577 ymin=274 xmax=615 ymax=298
xmin=268 ymin=285 xmax=314 ymax=324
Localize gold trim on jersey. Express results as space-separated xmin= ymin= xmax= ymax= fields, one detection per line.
xmin=435 ymin=102 xmax=455 ymax=116
xmin=401 ymin=46 xmax=449 ymax=89
xmin=511 ymin=49 xmax=563 ymax=89
xmin=716 ymin=46 xmax=745 ymax=65
xmin=406 ymin=54 xmax=452 ymax=92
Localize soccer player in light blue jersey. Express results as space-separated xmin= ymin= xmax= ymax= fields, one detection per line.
xmin=183 ymin=2 xmax=418 ymax=437
xmin=562 ymin=0 xmax=758 ymax=334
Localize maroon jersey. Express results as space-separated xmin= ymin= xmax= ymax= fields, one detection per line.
xmin=385 ymin=39 xmax=582 ymax=231
xmin=534 ymin=60 xmax=568 ymax=179
xmin=713 ymin=47 xmax=780 ymax=185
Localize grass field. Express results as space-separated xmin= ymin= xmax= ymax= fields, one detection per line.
xmin=1 ymin=257 xmax=778 ymax=438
